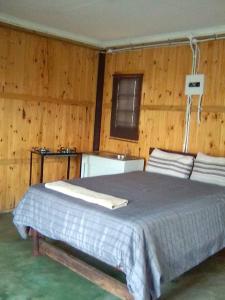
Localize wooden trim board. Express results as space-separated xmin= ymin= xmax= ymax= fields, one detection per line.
xmin=103 ymin=103 xmax=225 ymax=113
xmin=0 ymin=92 xmax=95 ymax=107
xmin=93 ymin=52 xmax=106 ymax=151
xmin=0 ymin=21 xmax=101 ymax=50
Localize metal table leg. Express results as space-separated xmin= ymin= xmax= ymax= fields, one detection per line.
xmin=40 ymin=155 xmax=44 ymax=183
xmin=67 ymin=156 xmax=71 ymax=179
xmin=29 ymin=152 xmax=33 ymax=186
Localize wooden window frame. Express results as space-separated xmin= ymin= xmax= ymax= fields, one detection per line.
xmin=110 ymin=74 xmax=143 ymax=141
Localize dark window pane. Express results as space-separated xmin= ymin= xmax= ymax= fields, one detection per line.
xmin=110 ymin=74 xmax=143 ymax=140
xmin=118 ymin=78 xmax=137 ymax=95
xmin=115 ymin=111 xmax=134 ymax=127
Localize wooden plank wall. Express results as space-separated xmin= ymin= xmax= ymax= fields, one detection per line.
xmin=100 ymin=40 xmax=225 ymax=161
xmin=0 ymin=26 xmax=99 ymax=212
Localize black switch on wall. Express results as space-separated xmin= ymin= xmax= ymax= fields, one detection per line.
xmin=189 ymin=82 xmax=200 ymax=87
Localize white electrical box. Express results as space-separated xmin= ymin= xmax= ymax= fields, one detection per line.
xmin=185 ymin=74 xmax=204 ymax=96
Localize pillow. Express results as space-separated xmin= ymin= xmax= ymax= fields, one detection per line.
xmin=146 ymin=148 xmax=194 ymax=179
xmin=190 ymin=152 xmax=225 ymax=186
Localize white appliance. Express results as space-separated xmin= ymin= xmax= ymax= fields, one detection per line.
xmin=81 ymin=152 xmax=144 ymax=178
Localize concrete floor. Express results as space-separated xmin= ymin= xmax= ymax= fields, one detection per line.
xmin=1 ymin=213 xmax=225 ymax=300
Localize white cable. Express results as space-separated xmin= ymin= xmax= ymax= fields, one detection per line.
xmin=183 ymin=95 xmax=192 ymax=152
xmin=183 ymin=37 xmax=202 ymax=151
xmin=187 ymin=96 xmax=192 ymax=151
xmin=189 ymin=38 xmax=195 ymax=74
xmin=108 ymin=34 xmax=225 ymax=53
xmin=195 ymin=42 xmax=202 ymax=124
xmin=186 ymin=97 xmax=192 ymax=151
xmin=196 ymin=44 xmax=201 ymax=73
xmin=197 ymin=94 xmax=203 ymax=125
xmin=183 ymin=98 xmax=190 ymax=152
xmin=183 ymin=38 xmax=195 ymax=152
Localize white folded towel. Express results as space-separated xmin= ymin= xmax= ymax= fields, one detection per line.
xmin=45 ymin=181 xmax=128 ymax=210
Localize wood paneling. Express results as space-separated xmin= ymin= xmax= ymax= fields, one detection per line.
xmin=0 ymin=26 xmax=98 ymax=212
xmin=100 ymin=40 xmax=225 ymax=160
xmin=1 ymin=24 xmax=225 ymax=211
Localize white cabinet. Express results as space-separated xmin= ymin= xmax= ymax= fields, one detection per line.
xmin=81 ymin=152 xmax=144 ymax=178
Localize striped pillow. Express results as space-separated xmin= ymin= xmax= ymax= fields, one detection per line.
xmin=146 ymin=149 xmax=194 ymax=179
xmin=190 ymin=152 xmax=225 ymax=186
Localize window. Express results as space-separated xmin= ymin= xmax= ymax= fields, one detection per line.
xmin=110 ymin=74 xmax=143 ymax=140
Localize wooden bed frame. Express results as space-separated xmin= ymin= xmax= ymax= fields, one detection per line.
xmin=31 ymin=148 xmax=196 ymax=300
xmin=32 ymin=229 xmax=133 ymax=300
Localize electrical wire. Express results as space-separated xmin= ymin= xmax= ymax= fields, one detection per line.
xmin=106 ymin=34 xmax=225 ymax=53
xmin=183 ymin=95 xmax=192 ymax=152
xmin=183 ymin=37 xmax=202 ymax=152
xmin=197 ymin=94 xmax=203 ymax=125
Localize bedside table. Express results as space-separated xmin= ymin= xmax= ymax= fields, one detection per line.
xmin=81 ymin=152 xmax=144 ymax=178
xmin=29 ymin=149 xmax=82 ymax=185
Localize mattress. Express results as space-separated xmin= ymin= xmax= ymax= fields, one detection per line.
xmin=13 ymin=171 xmax=225 ymax=300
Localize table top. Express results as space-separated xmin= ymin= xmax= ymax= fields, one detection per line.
xmin=31 ymin=149 xmax=82 ymax=157
xmin=82 ymin=151 xmax=144 ymax=161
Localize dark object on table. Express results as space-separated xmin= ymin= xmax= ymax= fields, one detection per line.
xmin=32 ymin=146 xmax=50 ymax=153
xmin=57 ymin=147 xmax=77 ymax=154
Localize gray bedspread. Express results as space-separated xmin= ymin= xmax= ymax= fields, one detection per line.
xmin=13 ymin=171 xmax=225 ymax=300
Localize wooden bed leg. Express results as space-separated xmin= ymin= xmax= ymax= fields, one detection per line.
xmin=32 ymin=229 xmax=40 ymax=256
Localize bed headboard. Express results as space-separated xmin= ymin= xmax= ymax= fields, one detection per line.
xmin=149 ymin=148 xmax=197 ymax=157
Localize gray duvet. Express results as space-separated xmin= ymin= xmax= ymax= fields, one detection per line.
xmin=13 ymin=171 xmax=225 ymax=300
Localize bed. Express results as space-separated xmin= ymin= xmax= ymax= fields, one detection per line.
xmin=13 ymin=163 xmax=225 ymax=300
